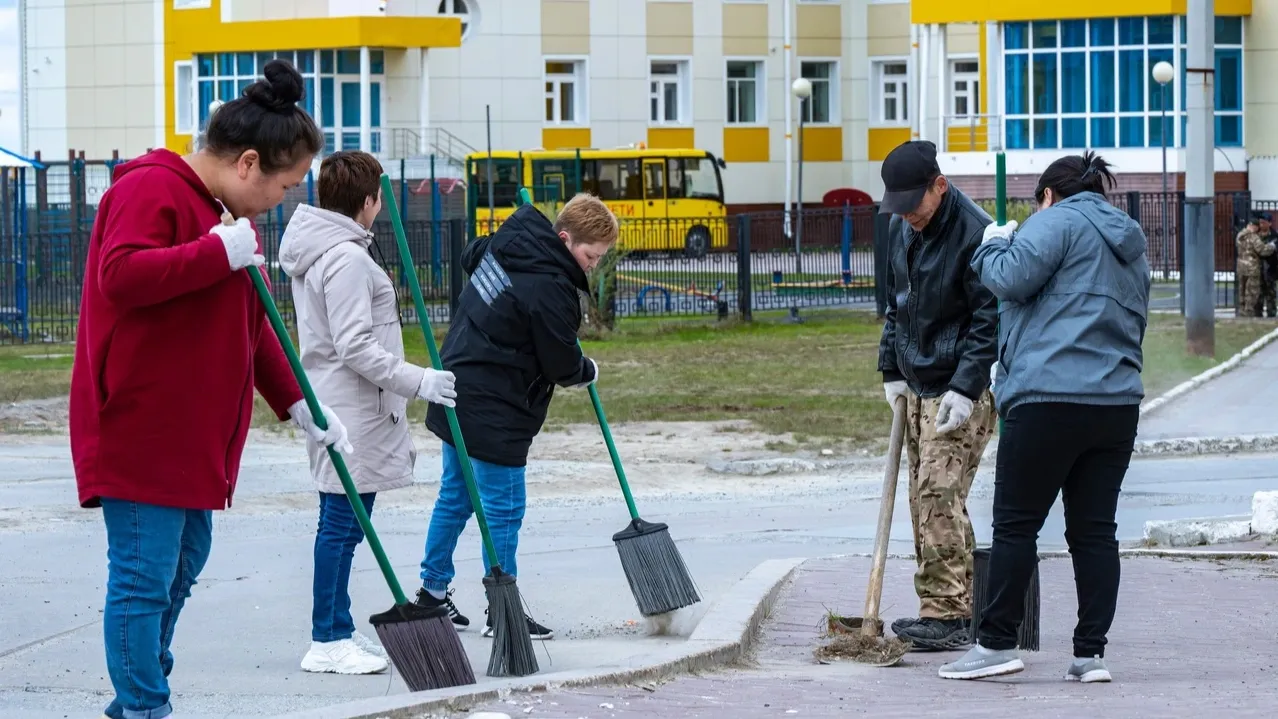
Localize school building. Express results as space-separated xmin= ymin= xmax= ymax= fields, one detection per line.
xmin=13 ymin=0 xmax=1278 ymax=206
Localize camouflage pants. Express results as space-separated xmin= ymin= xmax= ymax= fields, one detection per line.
xmin=1262 ymin=280 xmax=1276 ymax=318
xmin=905 ymin=391 xmax=996 ymax=620
xmin=1239 ymin=272 xmax=1262 ymax=317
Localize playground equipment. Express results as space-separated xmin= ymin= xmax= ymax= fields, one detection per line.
xmin=620 ymin=273 xmax=727 ymax=316
xmin=772 ymin=189 xmax=874 ymax=297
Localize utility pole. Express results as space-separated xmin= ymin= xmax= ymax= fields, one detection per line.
xmin=1184 ymin=0 xmax=1215 ymax=357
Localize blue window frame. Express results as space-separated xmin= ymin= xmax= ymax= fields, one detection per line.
xmin=1003 ymin=15 xmax=1245 ymax=150
xmin=193 ymin=48 xmax=390 ymax=153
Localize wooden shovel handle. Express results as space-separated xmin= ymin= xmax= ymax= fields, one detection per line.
xmin=862 ymin=397 xmax=907 ymax=637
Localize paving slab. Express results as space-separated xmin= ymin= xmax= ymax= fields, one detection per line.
xmin=462 ymin=554 xmax=1278 ymax=719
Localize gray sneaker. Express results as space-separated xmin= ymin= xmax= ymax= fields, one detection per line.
xmin=1066 ymin=656 xmax=1112 ymax=683
xmin=938 ymin=645 xmax=1025 ymax=680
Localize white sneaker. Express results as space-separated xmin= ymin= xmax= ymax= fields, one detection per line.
xmin=352 ymin=630 xmax=388 ymax=659
xmin=300 ymin=639 xmax=388 ymax=675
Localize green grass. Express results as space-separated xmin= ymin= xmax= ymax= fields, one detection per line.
xmin=3 ymin=310 xmax=1275 ymax=449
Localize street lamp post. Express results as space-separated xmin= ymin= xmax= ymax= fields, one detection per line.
xmin=1152 ymin=60 xmax=1175 ymax=281
xmin=792 ymin=77 xmax=812 ymax=275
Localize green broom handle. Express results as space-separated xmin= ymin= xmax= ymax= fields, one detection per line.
xmin=247 ymin=264 xmax=409 ymax=607
xmin=581 ymin=345 xmax=640 ymax=521
xmin=378 ymin=174 xmax=503 ymax=572
xmin=994 ymin=152 xmax=1006 ymax=435
xmin=510 ymin=187 xmax=642 ymax=520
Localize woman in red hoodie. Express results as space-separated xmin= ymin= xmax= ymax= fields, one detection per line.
xmin=70 ymin=60 xmax=350 ymax=719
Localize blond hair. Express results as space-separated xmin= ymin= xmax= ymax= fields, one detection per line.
xmin=553 ymin=193 xmax=619 ymax=247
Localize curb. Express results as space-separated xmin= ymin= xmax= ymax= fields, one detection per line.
xmin=708 ymin=432 xmax=1278 ymax=477
xmin=271 ymin=557 xmax=806 ymax=719
xmin=1139 ymin=324 xmax=1278 ymax=418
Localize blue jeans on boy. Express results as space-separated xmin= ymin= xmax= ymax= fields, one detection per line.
xmin=420 ymin=442 xmax=526 ymax=592
xmin=313 ymin=491 xmax=376 ymax=642
xmin=100 ymin=498 xmax=213 ymax=719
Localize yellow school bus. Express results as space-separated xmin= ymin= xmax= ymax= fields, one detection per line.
xmin=465 ymin=146 xmax=728 ymax=258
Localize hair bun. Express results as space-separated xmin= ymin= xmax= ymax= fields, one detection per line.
xmin=244 ymin=59 xmax=305 ymax=112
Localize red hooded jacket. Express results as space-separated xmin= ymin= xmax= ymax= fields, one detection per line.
xmin=70 ymin=149 xmax=303 ymax=510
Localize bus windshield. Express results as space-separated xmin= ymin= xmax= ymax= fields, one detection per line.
xmin=670 ymin=156 xmax=723 ymax=203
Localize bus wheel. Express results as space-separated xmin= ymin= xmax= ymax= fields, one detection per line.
xmin=684 ymin=226 xmax=711 ymax=259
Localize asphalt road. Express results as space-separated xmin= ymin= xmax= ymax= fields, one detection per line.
xmin=0 ymin=435 xmax=1275 ymax=718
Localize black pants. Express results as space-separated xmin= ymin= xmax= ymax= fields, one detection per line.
xmin=976 ymin=402 xmax=1139 ymax=658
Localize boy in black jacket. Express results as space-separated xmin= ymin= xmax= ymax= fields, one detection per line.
xmin=415 ymin=194 xmax=619 ymax=639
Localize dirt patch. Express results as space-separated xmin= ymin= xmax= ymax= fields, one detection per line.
xmin=814 ymin=612 xmax=909 ymax=666
xmin=0 ymin=397 xmax=69 ymax=434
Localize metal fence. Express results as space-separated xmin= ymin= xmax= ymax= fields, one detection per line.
xmin=1 ymin=156 xmax=1273 ymax=344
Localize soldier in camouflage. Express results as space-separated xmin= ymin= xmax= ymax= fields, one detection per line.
xmin=1236 ymin=213 xmax=1275 ymax=318
xmin=877 ymin=141 xmax=998 ymax=651
xmin=1256 ymin=213 xmax=1277 ymax=318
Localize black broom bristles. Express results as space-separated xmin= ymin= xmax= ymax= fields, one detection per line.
xmin=971 ymin=547 xmax=1041 ymax=652
xmin=483 ymin=570 xmax=539 ymax=677
xmin=612 ymin=518 xmax=701 ymax=617
xmin=369 ymin=601 xmax=475 ymax=691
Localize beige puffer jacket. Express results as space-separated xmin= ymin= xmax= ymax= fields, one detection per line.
xmin=279 ymin=204 xmax=425 ymax=494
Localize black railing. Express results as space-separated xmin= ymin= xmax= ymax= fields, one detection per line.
xmin=1 ymin=177 xmax=1272 ymax=344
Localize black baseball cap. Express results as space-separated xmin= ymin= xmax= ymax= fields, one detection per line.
xmin=879 ymin=140 xmax=941 ymax=215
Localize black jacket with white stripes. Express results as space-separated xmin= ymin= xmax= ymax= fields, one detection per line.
xmin=426 ymin=204 xmax=597 ymax=467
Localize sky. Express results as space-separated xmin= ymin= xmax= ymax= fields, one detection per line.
xmin=0 ymin=0 xmax=18 ymax=153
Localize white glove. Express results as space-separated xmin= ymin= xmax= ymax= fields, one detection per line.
xmin=990 ymin=362 xmax=1000 ymax=391
xmin=417 ymin=368 xmax=457 ymax=407
xmin=289 ymin=400 xmax=354 ymax=454
xmin=935 ymin=391 xmax=974 ymax=435
xmin=211 ymin=217 xmax=265 ymax=271
xmin=884 ymin=380 xmax=908 ymax=408
xmin=981 ymin=220 xmax=1018 ymax=245
xmin=571 ymin=358 xmax=599 ymax=389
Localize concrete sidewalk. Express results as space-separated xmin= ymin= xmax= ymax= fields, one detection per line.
xmin=460 ymin=553 xmax=1278 ymax=718
xmin=1139 ymin=335 xmax=1278 ymax=440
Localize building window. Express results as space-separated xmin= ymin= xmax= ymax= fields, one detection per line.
xmin=650 ymin=60 xmax=690 ymax=125
xmin=871 ymin=59 xmax=909 ymax=125
xmin=1002 ymin=15 xmax=1244 ymax=150
xmin=799 ymin=61 xmax=836 ymax=124
xmin=949 ymin=59 xmax=979 ymax=122
xmin=175 ymin=62 xmax=195 ymax=135
xmin=195 ymin=50 xmax=385 ymax=154
xmin=544 ymin=59 xmax=585 ymax=124
xmin=173 ymin=0 xmax=211 ymax=8
xmin=437 ymin=0 xmax=479 ymax=43
xmin=726 ymin=59 xmax=764 ymax=124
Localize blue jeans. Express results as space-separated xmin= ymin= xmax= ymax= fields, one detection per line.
xmin=312 ymin=491 xmax=376 ymax=642
xmin=420 ymin=442 xmax=526 ymax=592
xmin=101 ymin=499 xmax=213 ymax=719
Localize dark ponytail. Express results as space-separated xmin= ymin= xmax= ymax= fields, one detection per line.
xmin=204 ymin=59 xmax=324 ymax=175
xmin=1034 ymin=151 xmax=1117 ymax=206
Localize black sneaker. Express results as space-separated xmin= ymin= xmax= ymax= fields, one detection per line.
xmin=414 ymin=588 xmax=470 ymax=630
xmin=481 ymin=609 xmax=554 ymax=640
xmin=890 ymin=617 xmax=919 ymax=635
xmin=895 ymin=618 xmax=970 ymax=651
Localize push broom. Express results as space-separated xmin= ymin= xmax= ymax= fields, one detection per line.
xmin=513 ymin=187 xmax=700 ymax=617
xmin=230 ymin=212 xmax=475 ymax=691
xmin=378 ymin=175 xmax=539 ymax=678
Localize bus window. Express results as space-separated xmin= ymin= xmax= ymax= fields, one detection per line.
xmin=681 ymin=157 xmax=724 ymax=203
xmin=579 ymin=160 xmax=601 ymax=196
xmin=469 ymin=158 xmax=521 ymax=207
xmin=643 ymin=160 xmax=665 ymax=200
xmin=531 ymin=159 xmax=572 ymax=203
xmin=597 ymin=159 xmax=643 ymax=202
xmin=667 ymin=158 xmax=687 ymax=199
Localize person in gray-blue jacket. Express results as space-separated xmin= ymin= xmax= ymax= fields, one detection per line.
xmin=938 ymin=151 xmax=1150 ymax=684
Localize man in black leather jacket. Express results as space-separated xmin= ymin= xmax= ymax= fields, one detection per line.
xmin=876 ymin=141 xmax=998 ymax=651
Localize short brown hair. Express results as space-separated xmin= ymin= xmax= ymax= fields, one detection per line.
xmin=318 ymin=151 xmax=383 ymax=219
xmin=553 ymin=193 xmax=619 ymax=246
